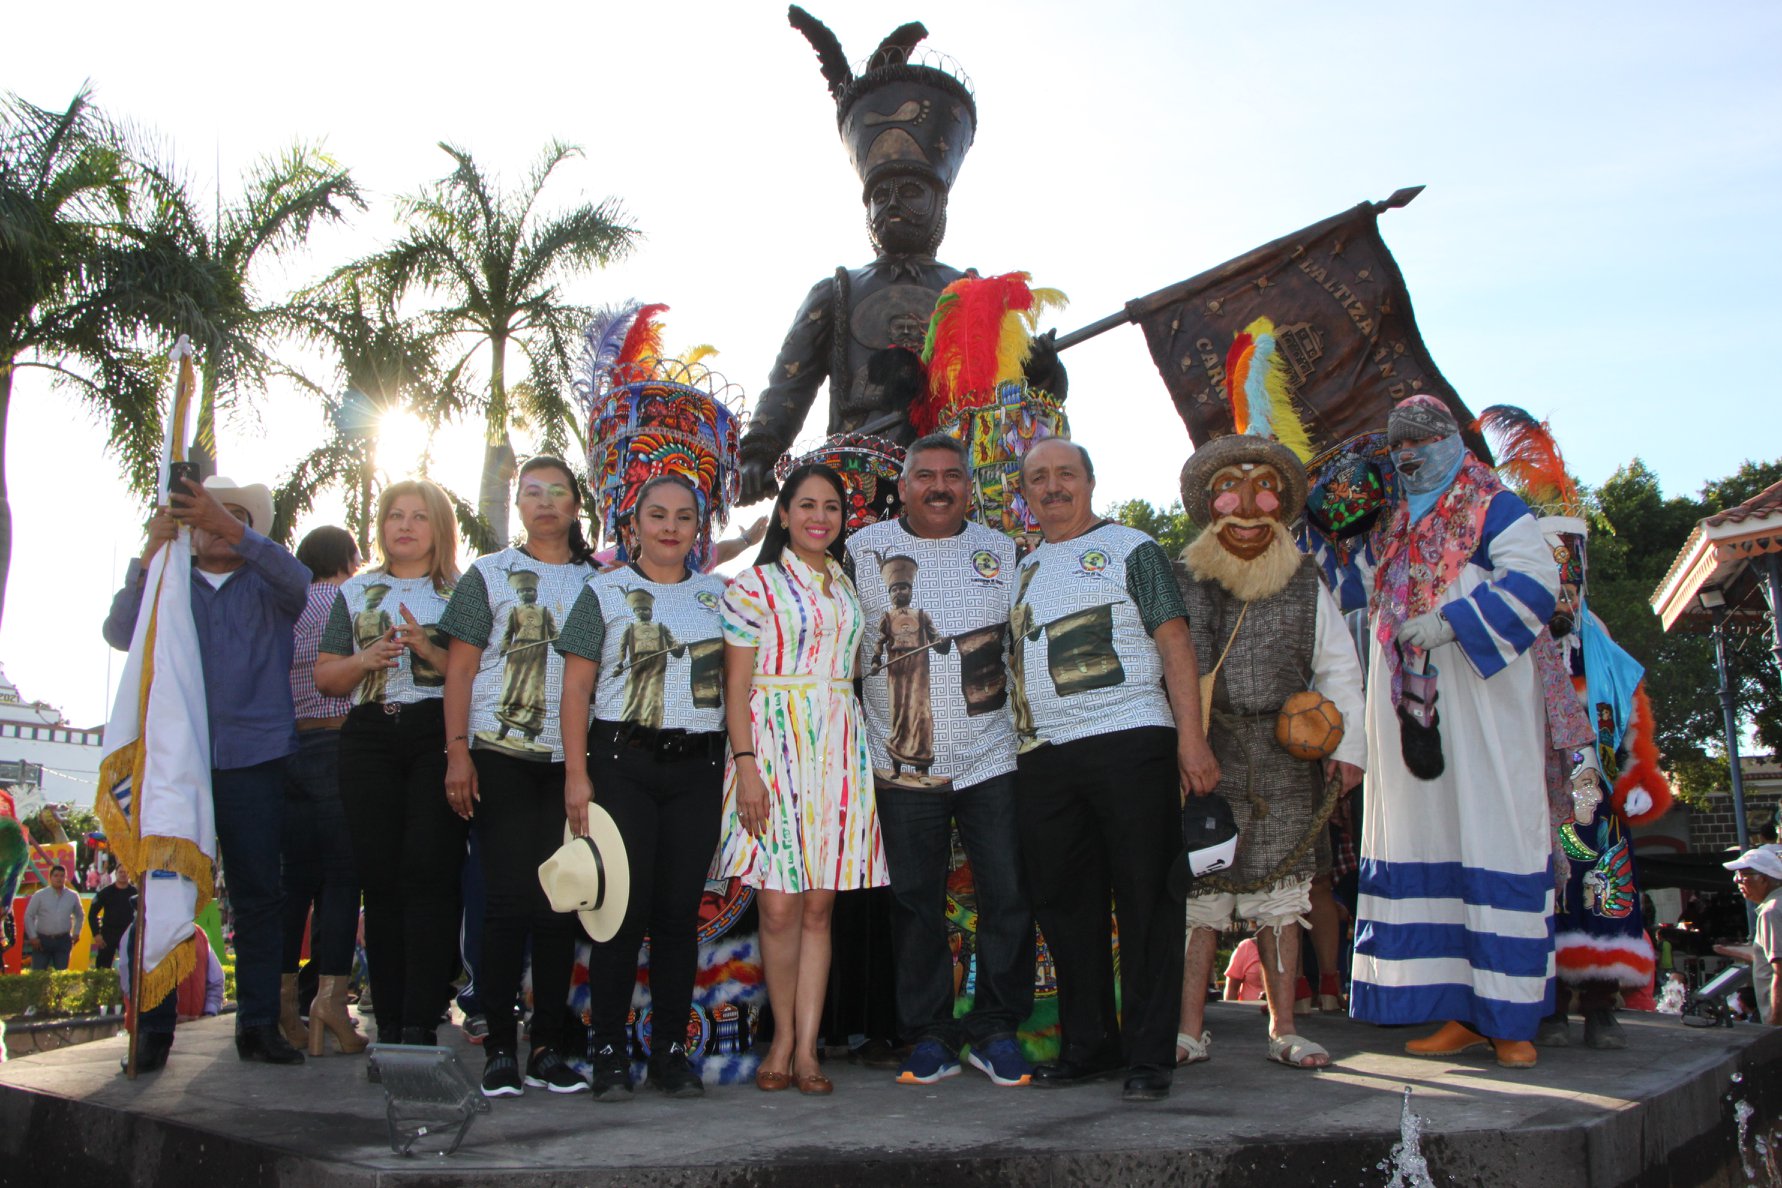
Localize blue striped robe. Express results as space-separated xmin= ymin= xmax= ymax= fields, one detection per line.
xmin=1348 ymin=489 xmax=1561 ymax=1040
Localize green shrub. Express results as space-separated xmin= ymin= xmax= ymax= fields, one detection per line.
xmin=0 ymin=970 xmax=123 ymax=1019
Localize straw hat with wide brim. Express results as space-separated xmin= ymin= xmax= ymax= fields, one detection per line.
xmin=538 ymin=812 xmax=631 ymax=942
xmin=1179 ymin=436 xmax=1308 ymax=529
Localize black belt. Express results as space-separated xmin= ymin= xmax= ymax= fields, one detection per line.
xmin=596 ymin=719 xmax=726 ymax=762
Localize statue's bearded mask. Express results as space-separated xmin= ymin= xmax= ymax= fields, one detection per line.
xmin=868 ymin=173 xmax=947 ymax=256
xmin=1184 ymin=462 xmax=1302 ymax=601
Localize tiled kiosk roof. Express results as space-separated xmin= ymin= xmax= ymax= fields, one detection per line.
xmin=1652 ymin=479 xmax=1782 ymax=631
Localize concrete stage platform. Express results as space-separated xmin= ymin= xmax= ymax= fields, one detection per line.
xmin=2 ymin=1003 xmax=1778 ymax=1187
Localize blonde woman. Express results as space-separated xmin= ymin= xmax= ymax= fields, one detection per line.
xmin=315 ymin=479 xmax=460 ymax=1050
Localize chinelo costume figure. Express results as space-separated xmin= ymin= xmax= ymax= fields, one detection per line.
xmin=1172 ymin=426 xmax=1366 ymax=1072
xmin=1475 ymin=406 xmax=1673 ymax=1051
xmin=1334 ymin=394 xmax=1561 ymax=1070
xmin=736 ymin=7 xmax=1063 ymax=504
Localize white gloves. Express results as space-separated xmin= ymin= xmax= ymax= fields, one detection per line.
xmin=1396 ymin=611 xmax=1456 ymax=651
xmin=1623 ymin=788 xmax=1653 ymax=818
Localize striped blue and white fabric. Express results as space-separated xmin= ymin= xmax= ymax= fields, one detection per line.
xmin=1349 ymin=496 xmax=1562 ymax=1040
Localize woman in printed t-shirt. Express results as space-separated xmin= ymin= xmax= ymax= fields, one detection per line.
xmin=439 ymin=456 xmax=596 ymax=1099
xmin=711 ymin=462 xmax=888 ymax=1096
xmin=314 ymin=480 xmax=461 ymax=1051
xmin=557 ymin=475 xmax=729 ymax=1102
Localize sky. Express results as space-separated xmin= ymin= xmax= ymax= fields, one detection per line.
xmin=3 ymin=0 xmax=1779 ymax=729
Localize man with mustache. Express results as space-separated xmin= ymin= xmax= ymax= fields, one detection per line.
xmin=1009 ymin=437 xmax=1220 ymax=1102
xmin=1332 ymin=395 xmax=1561 ymax=1069
xmin=1172 ymin=434 xmax=1366 ymax=1071
xmin=847 ymin=433 xmax=1034 ymax=1088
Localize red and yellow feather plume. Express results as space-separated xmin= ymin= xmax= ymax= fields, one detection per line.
xmin=914 ymin=271 xmax=1066 ymax=435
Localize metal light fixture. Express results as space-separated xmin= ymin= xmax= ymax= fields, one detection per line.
xmin=1699 ymin=587 xmax=1727 ymax=610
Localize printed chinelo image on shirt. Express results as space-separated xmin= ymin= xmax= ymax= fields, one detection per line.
xmin=848 ymin=521 xmax=1021 ymax=791
xmin=352 ymin=583 xmax=395 ymax=703
xmin=480 ymin=569 xmax=559 ymax=757
xmin=616 ymin=588 xmax=684 ymax=729
xmin=1045 ymin=603 xmax=1125 ymax=696
xmin=570 ymin=569 xmax=731 ymax=735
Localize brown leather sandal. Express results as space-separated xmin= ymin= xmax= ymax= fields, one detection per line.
xmin=755 ymin=1067 xmax=791 ymax=1092
xmin=795 ymin=1070 xmax=834 ymax=1095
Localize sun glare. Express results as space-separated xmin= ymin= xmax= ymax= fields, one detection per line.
xmin=376 ymin=410 xmax=430 ymax=478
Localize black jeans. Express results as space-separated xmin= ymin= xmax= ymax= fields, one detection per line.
xmin=584 ymin=721 xmax=725 ymax=1056
xmin=282 ymin=729 xmax=359 ymax=975
xmin=473 ymin=749 xmax=576 ymax=1054
xmin=878 ymin=773 xmax=1033 ymax=1051
xmin=339 ymin=699 xmax=465 ymax=1035
xmin=1016 ymin=727 xmax=1185 ymax=1071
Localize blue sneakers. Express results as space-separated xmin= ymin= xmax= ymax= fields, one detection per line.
xmin=966 ymin=1037 xmax=1033 ymax=1087
xmin=895 ymin=1039 xmax=962 ymax=1085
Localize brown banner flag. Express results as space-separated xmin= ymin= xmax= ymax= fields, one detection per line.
xmin=1118 ymin=187 xmax=1487 ymax=461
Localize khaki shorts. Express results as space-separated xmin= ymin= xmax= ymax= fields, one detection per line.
xmin=1186 ymin=877 xmax=1313 ymax=933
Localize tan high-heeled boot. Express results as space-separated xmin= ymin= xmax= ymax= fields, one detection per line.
xmin=308 ymin=975 xmax=368 ymax=1056
xmin=279 ymin=973 xmax=308 ymax=1049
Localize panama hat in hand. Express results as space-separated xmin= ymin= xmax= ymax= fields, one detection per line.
xmin=538 ymin=811 xmax=630 ymax=942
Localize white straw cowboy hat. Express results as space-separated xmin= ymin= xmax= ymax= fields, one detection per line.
xmin=202 ymin=476 xmax=275 ymax=535
xmin=538 ymin=811 xmax=631 ymax=943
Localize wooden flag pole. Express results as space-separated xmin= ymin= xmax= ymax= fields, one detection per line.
xmin=125 ymin=862 xmax=145 ymax=1079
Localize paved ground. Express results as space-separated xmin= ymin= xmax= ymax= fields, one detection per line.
xmin=2 ymin=1004 xmax=1778 ymax=1186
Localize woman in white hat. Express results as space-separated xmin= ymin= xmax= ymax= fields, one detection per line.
xmin=557 ymin=474 xmax=730 ymax=1100
xmin=439 ymin=456 xmax=598 ymax=1098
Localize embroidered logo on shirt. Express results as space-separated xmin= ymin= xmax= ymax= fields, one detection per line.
xmin=1078 ymin=549 xmax=1110 ymax=575
xmin=696 ymin=590 xmax=720 ymax=610
xmin=970 ymin=549 xmax=1002 ymax=581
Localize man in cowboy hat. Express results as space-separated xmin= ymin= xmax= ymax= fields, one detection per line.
xmin=1172 ymin=434 xmax=1365 ymax=1073
xmin=1325 ymin=395 xmax=1561 ymax=1070
xmin=103 ymin=474 xmax=312 ymax=1065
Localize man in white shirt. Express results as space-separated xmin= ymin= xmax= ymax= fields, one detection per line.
xmin=24 ymin=864 xmax=84 ymax=971
xmin=1724 ymin=847 xmax=1782 ymax=1025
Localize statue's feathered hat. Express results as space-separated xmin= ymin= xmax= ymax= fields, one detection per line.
xmin=788 ymin=6 xmax=976 ymax=199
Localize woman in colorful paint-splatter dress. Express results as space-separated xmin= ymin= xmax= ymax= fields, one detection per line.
xmin=712 ymin=462 xmax=887 ymax=1096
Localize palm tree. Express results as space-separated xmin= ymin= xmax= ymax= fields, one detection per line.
xmin=0 ymin=86 xmax=222 ymax=626
xmin=273 ymin=274 xmax=489 ymax=554
xmin=354 ymin=141 xmax=636 ymax=543
xmin=144 ymin=140 xmax=363 ymax=477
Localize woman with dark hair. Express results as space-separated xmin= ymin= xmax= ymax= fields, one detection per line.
xmin=712 ymin=463 xmax=887 ymax=1095
xmin=282 ymin=525 xmax=362 ymax=1055
xmin=314 ymin=479 xmax=461 ymax=1052
xmin=557 ymin=474 xmax=730 ymax=1100
xmin=440 ymin=456 xmax=597 ymax=1098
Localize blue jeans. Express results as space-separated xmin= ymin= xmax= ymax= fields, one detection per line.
xmin=30 ymin=933 xmax=74 ymax=971
xmin=877 ymin=773 xmax=1033 ymax=1050
xmin=214 ymin=757 xmax=290 ymax=1029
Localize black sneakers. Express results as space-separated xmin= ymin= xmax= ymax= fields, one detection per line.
xmin=649 ymin=1042 xmax=705 ymax=1099
xmin=481 ymin=1049 xmax=523 ymax=1098
xmin=591 ymin=1043 xmax=633 ymax=1102
xmin=525 ymin=1048 xmax=590 ymax=1094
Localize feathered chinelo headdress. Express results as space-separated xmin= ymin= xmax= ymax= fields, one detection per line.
xmin=1473 ymin=404 xmax=1581 ymax=517
xmin=573 ymin=302 xmax=747 ymax=569
xmin=1225 ymin=317 xmax=1315 ymax=463
xmin=914 ymin=270 xmax=1067 ymax=436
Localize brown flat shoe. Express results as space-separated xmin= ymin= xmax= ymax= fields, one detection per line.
xmin=1404 ymin=1021 xmax=1489 ymax=1058
xmin=795 ymin=1070 xmax=834 ymax=1095
xmin=755 ymin=1067 xmax=791 ymax=1092
xmin=1491 ymin=1040 xmax=1538 ymax=1069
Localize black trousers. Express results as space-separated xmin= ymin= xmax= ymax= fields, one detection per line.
xmin=339 ymin=699 xmax=466 ymax=1035
xmin=473 ymin=748 xmax=576 ymax=1054
xmin=584 ymin=721 xmax=724 ymax=1057
xmin=1015 ymin=726 xmax=1185 ymax=1071
xmin=282 ymin=728 xmax=359 ymax=975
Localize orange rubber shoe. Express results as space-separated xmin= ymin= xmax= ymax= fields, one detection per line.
xmin=1491 ymin=1040 xmax=1538 ymax=1069
xmin=1404 ymin=1021 xmax=1489 ymax=1057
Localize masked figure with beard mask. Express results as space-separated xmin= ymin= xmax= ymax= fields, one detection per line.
xmin=1333 ymin=394 xmax=1561 ymax=1070
xmin=1172 ymin=434 xmax=1366 ymax=1072
xmin=737 ymin=9 xmax=1065 ymax=504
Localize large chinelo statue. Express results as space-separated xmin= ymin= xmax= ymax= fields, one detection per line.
xmin=737 ymin=8 xmax=1063 ymax=504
